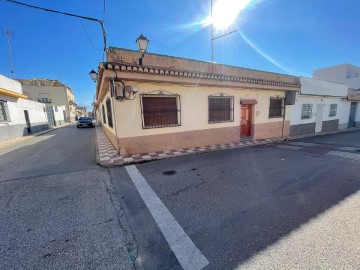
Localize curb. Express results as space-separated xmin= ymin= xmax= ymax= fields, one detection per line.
xmin=95 ymin=126 xmax=360 ymax=168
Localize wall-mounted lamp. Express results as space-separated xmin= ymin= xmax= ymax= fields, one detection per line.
xmin=89 ymin=69 xmax=98 ymax=82
xmin=136 ymin=34 xmax=149 ymax=66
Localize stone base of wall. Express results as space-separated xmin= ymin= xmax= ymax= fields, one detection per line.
xmin=30 ymin=122 xmax=49 ymax=133
xmin=0 ymin=122 xmax=48 ymax=141
xmin=290 ymin=122 xmax=316 ymax=136
xmin=338 ymin=123 xmax=348 ymax=130
xmin=119 ymin=126 xmax=240 ymax=156
xmin=321 ymin=119 xmax=339 ymax=132
xmin=102 ymin=124 xmax=118 ymax=151
xmin=253 ymin=120 xmax=289 ymax=140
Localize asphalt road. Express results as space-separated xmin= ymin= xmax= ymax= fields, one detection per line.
xmin=110 ymin=130 xmax=360 ymax=270
xmin=0 ymin=125 xmax=133 ymax=269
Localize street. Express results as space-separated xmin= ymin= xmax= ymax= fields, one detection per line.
xmin=1 ymin=126 xmax=359 ymax=269
xmin=0 ymin=125 xmax=133 ymax=269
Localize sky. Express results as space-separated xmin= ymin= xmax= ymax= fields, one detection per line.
xmin=0 ymin=0 xmax=360 ymax=110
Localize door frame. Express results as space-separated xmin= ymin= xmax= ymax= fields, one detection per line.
xmin=315 ymin=104 xmax=325 ymax=133
xmin=24 ymin=110 xmax=31 ymax=134
xmin=240 ymin=104 xmax=253 ymax=137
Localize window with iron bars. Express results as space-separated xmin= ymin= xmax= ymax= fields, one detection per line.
xmin=329 ymin=104 xmax=337 ymax=117
xmin=141 ymin=94 xmax=181 ymax=129
xmin=301 ymin=104 xmax=313 ymax=119
xmin=208 ymin=95 xmax=234 ymax=123
xmin=269 ymin=98 xmax=284 ymax=118
xmin=0 ymin=100 xmax=11 ymax=123
xmin=106 ymin=98 xmax=113 ymax=128
xmin=102 ymin=104 xmax=106 ymax=124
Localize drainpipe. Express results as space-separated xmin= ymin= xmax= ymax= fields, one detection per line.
xmin=111 ymin=71 xmax=121 ymax=154
xmin=282 ymin=101 xmax=286 ymax=138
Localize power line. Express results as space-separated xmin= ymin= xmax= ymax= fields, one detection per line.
xmin=3 ymin=0 xmax=107 ymax=60
xmin=80 ymin=20 xmax=101 ymax=51
xmin=2 ymin=28 xmax=15 ymax=78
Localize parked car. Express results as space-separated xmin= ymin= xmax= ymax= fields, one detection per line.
xmin=77 ymin=117 xmax=94 ymax=128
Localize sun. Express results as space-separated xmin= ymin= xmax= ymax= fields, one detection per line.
xmin=204 ymin=0 xmax=253 ymax=30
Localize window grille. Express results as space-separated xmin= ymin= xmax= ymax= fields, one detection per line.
xmin=329 ymin=104 xmax=337 ymax=117
xmin=106 ymin=98 xmax=113 ymax=128
xmin=269 ymin=98 xmax=284 ymax=118
xmin=301 ymin=104 xmax=313 ymax=119
xmin=102 ymin=104 xmax=106 ymax=124
xmin=208 ymin=95 xmax=234 ymax=123
xmin=0 ymin=100 xmax=11 ymax=123
xmin=140 ymin=93 xmax=181 ymax=129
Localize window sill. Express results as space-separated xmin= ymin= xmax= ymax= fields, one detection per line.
xmin=142 ymin=124 xmax=181 ymax=129
xmin=208 ymin=120 xmax=234 ymax=124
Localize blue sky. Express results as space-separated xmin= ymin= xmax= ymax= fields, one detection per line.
xmin=1 ymin=0 xmax=359 ymax=109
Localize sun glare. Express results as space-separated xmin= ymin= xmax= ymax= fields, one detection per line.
xmin=205 ymin=0 xmax=253 ymax=30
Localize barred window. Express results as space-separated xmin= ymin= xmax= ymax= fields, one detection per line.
xmin=106 ymin=98 xmax=113 ymax=128
xmin=301 ymin=104 xmax=313 ymax=119
xmin=208 ymin=96 xmax=234 ymax=123
xmin=0 ymin=100 xmax=11 ymax=123
xmin=141 ymin=94 xmax=181 ymax=129
xmin=329 ymin=104 xmax=337 ymax=117
xmin=102 ymin=104 xmax=106 ymax=124
xmin=269 ymin=98 xmax=284 ymax=118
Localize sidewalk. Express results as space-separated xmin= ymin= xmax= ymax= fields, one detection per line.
xmin=96 ymin=126 xmax=360 ymax=168
xmin=0 ymin=123 xmax=71 ymax=149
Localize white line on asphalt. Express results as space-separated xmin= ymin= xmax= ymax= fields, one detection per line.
xmin=276 ymin=145 xmax=303 ymax=151
xmin=326 ymin=151 xmax=360 ymax=161
xmin=125 ymin=165 xmax=209 ymax=270
xmin=289 ymin=142 xmax=319 ymax=147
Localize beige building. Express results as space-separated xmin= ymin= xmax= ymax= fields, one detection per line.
xmin=18 ymin=79 xmax=77 ymax=122
xmin=95 ymin=47 xmax=300 ymax=156
xmin=76 ymin=106 xmax=88 ymax=118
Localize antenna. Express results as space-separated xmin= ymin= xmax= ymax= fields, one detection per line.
xmin=2 ymin=28 xmax=15 ymax=78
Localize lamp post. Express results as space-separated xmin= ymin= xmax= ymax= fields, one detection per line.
xmin=136 ymin=34 xmax=150 ymax=66
xmin=89 ymin=69 xmax=98 ymax=82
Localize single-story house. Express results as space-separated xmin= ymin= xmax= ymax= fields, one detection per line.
xmin=95 ymin=47 xmax=300 ymax=156
xmin=0 ymin=74 xmax=49 ymax=141
xmin=289 ymin=77 xmax=349 ymax=136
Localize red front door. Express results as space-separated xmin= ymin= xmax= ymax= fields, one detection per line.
xmin=241 ymin=104 xmax=252 ymax=137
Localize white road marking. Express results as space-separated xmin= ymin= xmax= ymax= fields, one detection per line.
xmin=338 ymin=146 xmax=360 ymax=152
xmin=289 ymin=142 xmax=319 ymax=147
xmin=326 ymin=151 xmax=360 ymax=161
xmin=276 ymin=145 xmax=303 ymax=151
xmin=125 ymin=165 xmax=209 ymax=270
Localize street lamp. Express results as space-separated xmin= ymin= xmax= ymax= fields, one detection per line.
xmin=136 ymin=34 xmax=150 ymax=66
xmin=89 ymin=69 xmax=98 ymax=82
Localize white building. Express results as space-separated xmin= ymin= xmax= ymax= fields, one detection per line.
xmin=0 ymin=74 xmax=49 ymax=141
xmin=313 ymin=63 xmax=360 ymax=89
xmin=289 ymin=77 xmax=349 ymax=136
xmin=313 ymin=64 xmax=360 ymax=127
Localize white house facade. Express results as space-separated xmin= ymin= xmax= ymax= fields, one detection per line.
xmin=0 ymin=74 xmax=49 ymax=141
xmin=290 ymin=77 xmax=349 ymax=136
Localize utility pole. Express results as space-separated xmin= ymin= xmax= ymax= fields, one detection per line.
xmin=2 ymin=28 xmax=15 ymax=78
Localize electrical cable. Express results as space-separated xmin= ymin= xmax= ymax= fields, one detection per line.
xmin=3 ymin=0 xmax=107 ymax=60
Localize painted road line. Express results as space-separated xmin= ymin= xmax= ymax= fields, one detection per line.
xmin=326 ymin=151 xmax=360 ymax=161
xmin=125 ymin=165 xmax=209 ymax=270
xmin=276 ymin=145 xmax=303 ymax=151
xmin=289 ymin=142 xmax=319 ymax=147
xmin=337 ymin=146 xmax=360 ymax=152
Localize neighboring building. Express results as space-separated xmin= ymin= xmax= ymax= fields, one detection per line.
xmin=290 ymin=77 xmax=349 ymax=136
xmin=313 ymin=63 xmax=360 ymax=89
xmin=18 ymin=78 xmax=77 ymax=122
xmin=45 ymin=105 xmax=67 ymax=128
xmin=313 ymin=64 xmax=360 ymax=127
xmin=95 ymin=47 xmax=300 ymax=156
xmin=0 ymin=74 xmax=49 ymax=141
xmin=76 ymin=106 xmax=87 ymax=118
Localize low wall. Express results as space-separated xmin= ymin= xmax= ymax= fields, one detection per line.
xmin=253 ymin=121 xmax=289 ymax=140
xmin=321 ymin=119 xmax=339 ymax=132
xmin=119 ymin=126 xmax=240 ymax=156
xmin=290 ymin=122 xmax=316 ymax=136
xmin=0 ymin=122 xmax=48 ymax=141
